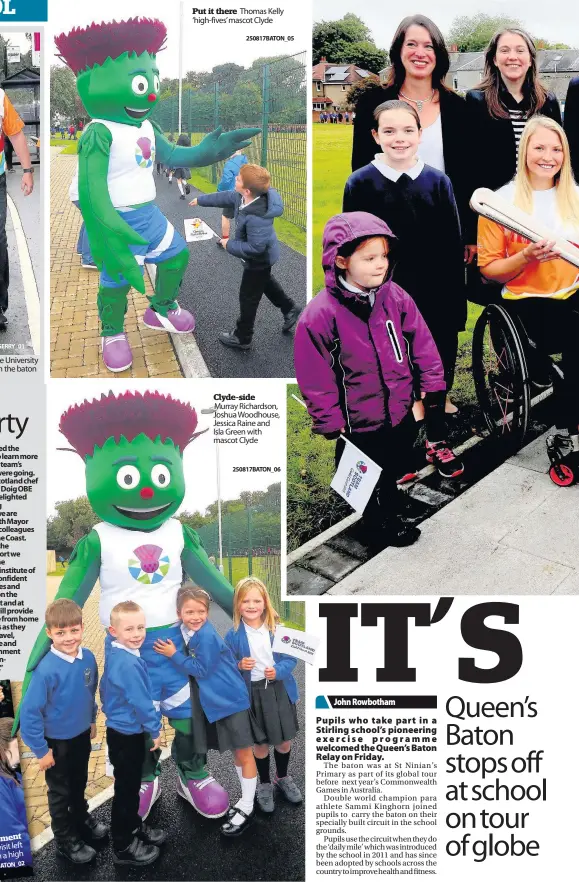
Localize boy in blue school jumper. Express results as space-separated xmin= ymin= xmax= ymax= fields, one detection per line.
xmin=190 ymin=163 xmax=301 ymax=350
xmin=19 ymin=599 xmax=106 ymax=865
xmin=217 ymin=149 xmax=248 ymax=242
xmin=100 ymin=601 xmax=165 ymax=867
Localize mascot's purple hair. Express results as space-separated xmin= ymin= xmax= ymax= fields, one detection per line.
xmin=59 ymin=391 xmax=204 ymax=459
xmin=55 ymin=18 xmax=167 ymax=74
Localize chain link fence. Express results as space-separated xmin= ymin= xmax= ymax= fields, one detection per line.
xmin=195 ymin=496 xmax=305 ymax=630
xmin=151 ymin=52 xmax=306 ymax=230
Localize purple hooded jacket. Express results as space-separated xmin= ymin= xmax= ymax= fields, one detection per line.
xmin=294 ymin=212 xmax=445 ymax=435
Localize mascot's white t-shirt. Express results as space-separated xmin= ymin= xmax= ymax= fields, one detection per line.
xmin=69 ymin=118 xmax=157 ymax=208
xmin=94 ymin=518 xmax=184 ymax=628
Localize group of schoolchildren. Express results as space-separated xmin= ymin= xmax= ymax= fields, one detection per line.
xmin=19 ymin=577 xmax=302 ymax=868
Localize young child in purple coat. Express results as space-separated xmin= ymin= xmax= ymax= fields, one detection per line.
xmin=294 ymin=211 xmax=464 ymax=550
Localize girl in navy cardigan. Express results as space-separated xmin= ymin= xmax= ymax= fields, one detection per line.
xmin=153 ymin=585 xmax=258 ymax=837
xmin=225 ymin=577 xmax=301 ymax=815
xmin=343 ymin=99 xmax=465 ymax=414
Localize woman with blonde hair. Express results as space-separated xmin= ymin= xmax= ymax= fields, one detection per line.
xmin=225 ymin=577 xmax=302 ymax=814
xmin=477 ymin=116 xmax=579 ymax=446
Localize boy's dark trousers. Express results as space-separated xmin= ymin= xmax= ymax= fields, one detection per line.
xmin=335 ymin=400 xmax=447 ymax=529
xmin=45 ymin=728 xmax=91 ymax=842
xmin=235 ymin=265 xmax=294 ymax=343
xmin=106 ymin=728 xmax=146 ymax=850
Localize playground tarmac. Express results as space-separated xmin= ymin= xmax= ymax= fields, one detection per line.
xmin=324 ymin=429 xmax=579 ymax=596
xmin=155 ymin=175 xmax=306 ymax=378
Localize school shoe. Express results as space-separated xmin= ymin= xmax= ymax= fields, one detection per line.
xmin=180 ymin=194 xmax=186 ymax=200
xmin=274 ymin=775 xmax=303 ymax=804
xmin=113 ymin=836 xmax=160 ymax=867
xmin=425 ymin=440 xmax=464 ymax=479
xmin=138 ymin=778 xmax=161 ymax=820
xmin=143 ymin=305 xmax=195 ymax=334
xmin=218 ymin=331 xmax=251 ymax=350
xmin=220 ymin=807 xmax=254 ymax=837
xmin=0 ymin=309 xmax=7 ymax=329
xmin=56 ymin=837 xmax=96 ymax=864
xmin=79 ymin=815 xmax=109 ymax=841
xmin=101 ymin=334 xmax=132 ymax=372
xmin=256 ymin=782 xmax=275 ymax=813
xmin=137 ymin=823 xmax=167 ymax=846
xmin=281 ymin=305 xmax=301 ymax=333
xmin=177 ymin=774 xmax=230 ymax=818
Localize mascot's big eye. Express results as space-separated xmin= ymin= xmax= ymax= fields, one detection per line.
xmin=131 ymin=75 xmax=149 ymax=96
xmin=116 ymin=465 xmax=141 ymax=489
xmin=154 ymin=75 xmax=160 ymax=92
xmin=151 ymin=464 xmax=171 ymax=488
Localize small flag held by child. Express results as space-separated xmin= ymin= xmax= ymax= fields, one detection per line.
xmin=331 ymin=438 xmax=382 ymax=513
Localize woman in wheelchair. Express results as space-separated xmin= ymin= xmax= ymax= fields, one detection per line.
xmin=476 ymin=116 xmax=579 ymax=483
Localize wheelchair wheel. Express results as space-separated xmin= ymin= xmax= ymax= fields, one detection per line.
xmin=549 ymin=463 xmax=575 ymax=486
xmin=472 ymin=303 xmax=531 ymax=445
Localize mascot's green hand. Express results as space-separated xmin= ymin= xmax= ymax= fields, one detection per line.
xmin=186 ymin=126 xmax=261 ymax=168
xmin=90 ymin=227 xmax=148 ymax=294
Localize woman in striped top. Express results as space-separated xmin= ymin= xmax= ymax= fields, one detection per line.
xmin=465 ymin=28 xmax=561 ymax=222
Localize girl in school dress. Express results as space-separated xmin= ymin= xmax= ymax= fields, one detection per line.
xmin=154 ymin=584 xmax=259 ymax=837
xmin=225 ymin=576 xmax=302 ymax=814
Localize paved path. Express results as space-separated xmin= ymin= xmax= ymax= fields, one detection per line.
xmin=154 ymin=175 xmax=306 ymax=378
xmin=0 ymin=168 xmax=41 ymax=355
xmin=24 ymin=599 xmax=305 ymax=880
xmin=318 ymin=430 xmax=578 ymax=596
xmin=49 ymin=153 xmax=182 ymax=378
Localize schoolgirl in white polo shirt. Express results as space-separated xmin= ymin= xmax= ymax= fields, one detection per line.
xmin=225 ymin=577 xmax=302 ymax=814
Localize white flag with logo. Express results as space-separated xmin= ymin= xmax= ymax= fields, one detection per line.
xmin=330 ymin=438 xmax=382 ymax=513
xmin=272 ymin=626 xmax=320 ymax=664
xmin=184 ymin=217 xmax=215 ymax=242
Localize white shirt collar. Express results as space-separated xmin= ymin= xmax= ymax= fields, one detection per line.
xmin=371 ymin=154 xmax=424 ymax=182
xmin=339 ymin=275 xmax=373 ymax=296
xmin=50 ymin=646 xmax=83 ymax=664
xmin=240 ymin=195 xmax=261 ymax=210
xmin=181 ymin=623 xmax=195 ymax=642
xmin=111 ymin=640 xmax=140 ymax=657
xmin=243 ymin=620 xmax=269 ymax=636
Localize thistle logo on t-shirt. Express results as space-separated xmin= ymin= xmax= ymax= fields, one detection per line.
xmin=135 ymin=136 xmax=155 ymax=169
xmin=128 ymin=543 xmax=170 ymax=584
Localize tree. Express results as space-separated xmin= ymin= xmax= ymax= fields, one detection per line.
xmin=46 ymin=497 xmax=99 ymax=552
xmin=447 ymin=13 xmax=524 ymax=52
xmin=346 ymin=75 xmax=381 ymax=108
xmin=534 ymin=39 xmax=571 ymax=49
xmin=50 ymin=64 xmax=77 ymax=125
xmin=340 ymin=42 xmax=388 ymax=73
xmin=313 ymin=14 xmax=386 ymax=70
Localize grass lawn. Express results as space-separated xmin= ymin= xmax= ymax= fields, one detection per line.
xmin=312 ymin=122 xmax=482 ymax=408
xmin=50 ymin=138 xmax=78 ymax=154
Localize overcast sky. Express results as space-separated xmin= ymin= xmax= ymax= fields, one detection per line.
xmin=314 ymin=0 xmax=579 ymax=49
xmin=50 ymin=0 xmax=307 ymax=77
xmin=47 ymin=380 xmax=284 ymax=517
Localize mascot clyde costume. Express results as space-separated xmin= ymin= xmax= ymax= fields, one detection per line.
xmin=55 ymin=19 xmax=259 ymax=373
xmin=20 ymin=391 xmax=236 ymax=820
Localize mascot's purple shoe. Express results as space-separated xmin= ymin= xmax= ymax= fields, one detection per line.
xmin=177 ymin=775 xmax=229 ymax=818
xmin=142 ymin=305 xmax=195 ymax=334
xmin=138 ymin=779 xmax=161 ymax=820
xmin=101 ymin=334 xmax=132 ymax=372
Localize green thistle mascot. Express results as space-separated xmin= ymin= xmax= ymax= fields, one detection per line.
xmin=22 ymin=391 xmax=237 ymax=819
xmin=55 ymin=18 xmax=259 ymax=372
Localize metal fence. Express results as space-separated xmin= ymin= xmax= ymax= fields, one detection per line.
xmin=196 ymin=503 xmax=305 ymax=630
xmin=151 ymin=52 xmax=307 ymax=230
